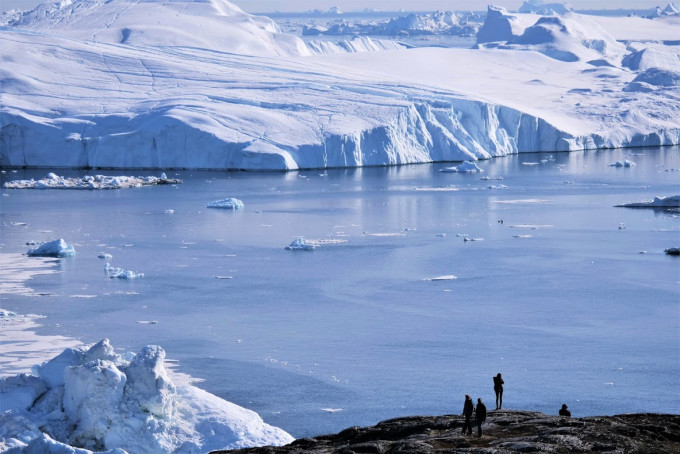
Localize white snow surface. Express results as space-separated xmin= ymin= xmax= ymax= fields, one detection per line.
xmin=26 ymin=239 xmax=76 ymax=258
xmin=0 ymin=0 xmax=679 ymax=170
xmin=0 ymin=339 xmax=294 ymax=453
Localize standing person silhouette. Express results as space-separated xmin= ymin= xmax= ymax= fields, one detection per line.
xmin=461 ymin=394 xmax=474 ymax=435
xmin=475 ymin=398 xmax=487 ymax=437
xmin=559 ymin=404 xmax=571 ymax=417
xmin=493 ymin=373 xmax=504 ymax=410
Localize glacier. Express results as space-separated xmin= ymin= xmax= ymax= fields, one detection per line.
xmin=0 ymin=0 xmax=679 ymax=171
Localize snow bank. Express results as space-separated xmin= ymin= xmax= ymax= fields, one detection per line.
xmin=26 ymin=239 xmax=76 ymax=258
xmin=206 ymin=198 xmax=245 ymax=210
xmin=616 ymin=195 xmax=680 ymax=208
xmin=3 ymin=173 xmax=181 ymax=190
xmin=0 ymin=340 xmax=294 ymax=453
xmin=439 ymin=161 xmax=484 ymax=173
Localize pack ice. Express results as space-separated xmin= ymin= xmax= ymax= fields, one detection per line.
xmin=0 ymin=0 xmax=679 ymax=170
xmin=0 ymin=339 xmax=294 ymax=453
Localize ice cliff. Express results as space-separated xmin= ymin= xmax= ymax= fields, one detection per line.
xmin=0 ymin=0 xmax=679 ymax=171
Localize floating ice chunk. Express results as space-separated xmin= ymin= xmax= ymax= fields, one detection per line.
xmin=105 ymin=263 xmax=144 ymax=279
xmin=320 ymin=408 xmax=343 ymax=413
xmin=4 ymin=174 xmax=181 ymax=190
xmin=439 ymin=161 xmax=484 ymax=173
xmin=98 ymin=253 xmax=113 ymax=259
xmin=164 ymin=209 xmax=174 ymax=214
xmin=424 ymin=275 xmax=458 ymax=281
xmin=608 ymin=160 xmax=636 ymax=167
xmin=616 ymin=195 xmax=680 ymax=208
xmin=26 ymin=239 xmax=76 ymax=258
xmin=285 ymin=238 xmax=318 ymax=251
xmin=205 ymin=198 xmax=245 ymax=210
xmin=1 ymin=340 xmax=294 ymax=453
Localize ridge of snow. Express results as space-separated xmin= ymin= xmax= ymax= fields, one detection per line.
xmin=0 ymin=340 xmax=294 ymax=453
xmin=0 ymin=0 xmax=310 ymax=57
xmin=307 ymin=36 xmax=407 ymax=55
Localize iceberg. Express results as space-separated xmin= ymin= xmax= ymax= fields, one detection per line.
xmin=0 ymin=340 xmax=294 ymax=453
xmin=439 ymin=161 xmax=484 ymax=173
xmin=285 ymin=238 xmax=318 ymax=250
xmin=608 ymin=160 xmax=636 ymax=167
xmin=0 ymin=0 xmax=678 ymax=171
xmin=206 ymin=198 xmax=245 ymax=210
xmin=104 ymin=263 xmax=144 ymax=279
xmin=26 ymin=239 xmax=76 ymax=258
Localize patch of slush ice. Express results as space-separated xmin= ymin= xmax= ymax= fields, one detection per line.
xmin=205 ymin=198 xmax=245 ymax=210
xmin=285 ymin=238 xmax=318 ymax=250
xmin=616 ymin=194 xmax=680 ymax=207
xmin=0 ymin=253 xmax=58 ymax=296
xmin=439 ymin=161 xmax=484 ymax=173
xmin=3 ymin=173 xmax=181 ymax=189
xmin=320 ymin=408 xmax=343 ymax=413
xmin=0 ymin=339 xmax=294 ymax=453
xmin=27 ymin=239 xmax=76 ymax=258
xmin=609 ymin=160 xmax=637 ymax=167
xmin=492 ymin=199 xmax=551 ymax=204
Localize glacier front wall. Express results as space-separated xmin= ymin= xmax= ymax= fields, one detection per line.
xmin=1 ymin=98 xmax=678 ymax=171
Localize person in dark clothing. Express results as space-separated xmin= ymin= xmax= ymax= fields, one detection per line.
xmin=559 ymin=403 xmax=571 ymax=417
xmin=493 ymin=373 xmax=504 ymax=410
xmin=475 ymin=398 xmax=487 ymax=437
xmin=461 ymin=394 xmax=474 ymax=435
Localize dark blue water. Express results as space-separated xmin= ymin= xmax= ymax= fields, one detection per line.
xmin=1 ymin=147 xmax=678 ymax=438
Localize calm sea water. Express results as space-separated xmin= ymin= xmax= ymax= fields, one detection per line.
xmin=1 ymin=147 xmax=679 ymax=438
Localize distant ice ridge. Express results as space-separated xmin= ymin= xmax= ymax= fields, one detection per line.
xmin=302 ymin=10 xmax=477 ymax=37
xmin=0 ymin=0 xmax=679 ymax=171
xmin=307 ymin=36 xmax=407 ymax=55
xmin=0 ymin=339 xmax=294 ymax=453
xmin=206 ymin=198 xmax=245 ymax=209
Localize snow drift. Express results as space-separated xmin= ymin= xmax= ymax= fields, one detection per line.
xmin=0 ymin=339 xmax=294 ymax=453
xmin=0 ymin=0 xmax=679 ymax=171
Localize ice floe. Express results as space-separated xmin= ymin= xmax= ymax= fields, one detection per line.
xmin=3 ymin=174 xmax=182 ymax=190
xmin=26 ymin=239 xmax=76 ymax=258
xmin=0 ymin=339 xmax=294 ymax=453
xmin=206 ymin=198 xmax=245 ymax=210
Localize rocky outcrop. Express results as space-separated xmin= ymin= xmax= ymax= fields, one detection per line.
xmin=212 ymin=410 xmax=680 ymax=453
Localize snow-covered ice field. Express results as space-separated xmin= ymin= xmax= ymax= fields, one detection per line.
xmin=1 ymin=147 xmax=679 ymax=443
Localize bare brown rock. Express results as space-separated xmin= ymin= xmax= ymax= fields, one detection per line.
xmin=211 ymin=410 xmax=680 ymax=454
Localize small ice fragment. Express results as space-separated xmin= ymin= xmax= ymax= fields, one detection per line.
xmin=436 ymin=233 xmax=446 ymax=237
xmin=206 ymin=198 xmax=244 ymax=210
xmin=27 ymin=239 xmax=76 ymax=257
xmin=609 ymin=160 xmax=636 ymax=167
xmin=165 ymin=209 xmax=174 ymax=214
xmin=618 ymin=223 xmax=625 ymax=229
xmin=425 ymin=275 xmax=458 ymax=281
xmin=215 ymin=276 xmax=234 ymax=279
xmin=321 ymin=408 xmax=343 ymax=413
xmin=105 ymin=263 xmax=144 ymax=279
xmin=98 ymin=253 xmax=113 ymax=259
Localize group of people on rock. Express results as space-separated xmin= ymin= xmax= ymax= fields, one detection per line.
xmin=461 ymin=373 xmax=571 ymax=437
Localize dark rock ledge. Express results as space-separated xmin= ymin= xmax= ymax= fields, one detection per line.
xmin=212 ymin=410 xmax=680 ymax=454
